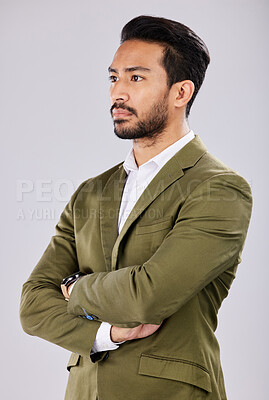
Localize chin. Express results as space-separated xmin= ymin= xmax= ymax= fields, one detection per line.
xmin=114 ymin=121 xmax=134 ymax=138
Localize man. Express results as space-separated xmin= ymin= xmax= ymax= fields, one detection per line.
xmin=20 ymin=15 xmax=252 ymax=400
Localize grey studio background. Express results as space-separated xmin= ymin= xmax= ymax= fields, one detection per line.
xmin=0 ymin=0 xmax=268 ymax=399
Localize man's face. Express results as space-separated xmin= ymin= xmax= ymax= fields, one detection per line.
xmin=109 ymin=40 xmax=172 ymax=140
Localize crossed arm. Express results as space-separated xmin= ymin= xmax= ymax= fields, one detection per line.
xmin=20 ymin=174 xmax=252 ymax=357
xmin=61 ymin=280 xmax=161 ymax=343
xmin=65 ymin=175 xmax=252 ymax=325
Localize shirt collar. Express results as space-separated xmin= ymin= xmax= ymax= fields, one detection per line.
xmin=123 ymin=130 xmax=195 ymax=175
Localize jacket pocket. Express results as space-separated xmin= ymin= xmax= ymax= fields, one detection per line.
xmin=138 ymin=354 xmax=212 ymax=393
xmin=136 ymin=217 xmax=173 ymax=235
xmin=67 ymin=353 xmax=80 ymax=371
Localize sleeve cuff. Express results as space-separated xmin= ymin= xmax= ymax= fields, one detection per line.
xmin=91 ymin=322 xmax=125 ymax=354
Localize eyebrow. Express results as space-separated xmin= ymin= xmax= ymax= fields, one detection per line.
xmin=108 ymin=66 xmax=151 ymax=74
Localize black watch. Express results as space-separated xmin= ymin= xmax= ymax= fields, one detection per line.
xmin=61 ymin=271 xmax=86 ymax=288
xmin=61 ymin=271 xmax=86 ymax=299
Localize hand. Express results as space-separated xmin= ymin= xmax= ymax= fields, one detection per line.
xmin=111 ymin=323 xmax=162 ymax=343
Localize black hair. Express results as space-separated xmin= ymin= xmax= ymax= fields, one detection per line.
xmin=121 ymin=16 xmax=210 ymax=117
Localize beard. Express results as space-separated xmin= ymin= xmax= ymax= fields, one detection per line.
xmin=111 ymin=93 xmax=169 ymax=141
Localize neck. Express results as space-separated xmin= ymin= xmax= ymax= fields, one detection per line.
xmin=133 ymin=119 xmax=190 ymax=166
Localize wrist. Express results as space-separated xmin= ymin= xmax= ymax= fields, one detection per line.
xmin=110 ymin=326 xmax=120 ymax=343
xmin=110 ymin=326 xmax=126 ymax=343
xmin=61 ymin=271 xmax=86 ymax=300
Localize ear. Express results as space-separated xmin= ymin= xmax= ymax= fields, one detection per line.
xmin=173 ymin=80 xmax=195 ymax=110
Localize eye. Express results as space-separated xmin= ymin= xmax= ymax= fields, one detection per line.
xmin=131 ymin=75 xmax=143 ymax=82
xmin=108 ymin=75 xmax=118 ymax=83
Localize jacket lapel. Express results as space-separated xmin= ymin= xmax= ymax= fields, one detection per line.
xmin=100 ymin=165 xmax=126 ymax=271
xmin=110 ymin=135 xmax=207 ymax=270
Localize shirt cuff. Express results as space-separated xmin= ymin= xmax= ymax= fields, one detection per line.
xmin=91 ymin=322 xmax=125 ymax=354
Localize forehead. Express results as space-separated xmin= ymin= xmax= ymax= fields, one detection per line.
xmin=110 ymin=40 xmax=165 ymax=70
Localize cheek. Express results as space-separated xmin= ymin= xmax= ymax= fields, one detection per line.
xmin=138 ymin=92 xmax=167 ymax=117
xmin=135 ymin=91 xmax=159 ymax=111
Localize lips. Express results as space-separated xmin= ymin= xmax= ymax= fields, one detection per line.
xmin=112 ymin=108 xmax=133 ymax=119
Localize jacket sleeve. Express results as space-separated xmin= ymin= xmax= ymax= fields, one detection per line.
xmin=19 ymin=180 xmax=102 ymax=359
xmin=67 ymin=173 xmax=252 ymax=327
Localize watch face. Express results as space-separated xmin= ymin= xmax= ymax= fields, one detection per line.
xmin=61 ymin=271 xmax=86 ymax=286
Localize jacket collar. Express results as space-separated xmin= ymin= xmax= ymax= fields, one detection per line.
xmin=123 ymin=130 xmax=195 ymax=174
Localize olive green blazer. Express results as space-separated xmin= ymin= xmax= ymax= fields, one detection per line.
xmin=20 ymin=136 xmax=252 ymax=400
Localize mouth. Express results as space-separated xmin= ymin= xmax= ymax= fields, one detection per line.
xmin=112 ymin=108 xmax=133 ymax=119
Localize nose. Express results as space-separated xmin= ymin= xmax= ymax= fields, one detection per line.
xmin=110 ymin=80 xmax=130 ymax=104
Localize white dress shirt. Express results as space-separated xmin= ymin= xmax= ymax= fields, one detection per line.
xmin=91 ymin=130 xmax=195 ymax=353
